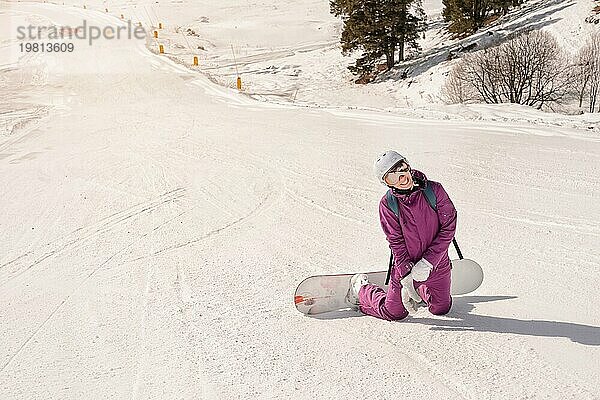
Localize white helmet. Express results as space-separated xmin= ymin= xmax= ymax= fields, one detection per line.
xmin=374 ymin=150 xmax=408 ymax=185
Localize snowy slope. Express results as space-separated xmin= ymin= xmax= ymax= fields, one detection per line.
xmin=1 ymin=1 xmax=600 ymax=400
xmin=96 ymin=0 xmax=600 ymax=121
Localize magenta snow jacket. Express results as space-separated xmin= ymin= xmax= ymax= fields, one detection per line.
xmin=379 ymin=170 xmax=457 ymax=278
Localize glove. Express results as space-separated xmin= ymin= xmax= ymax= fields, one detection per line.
xmin=411 ymin=258 xmax=433 ymax=282
xmin=401 ymin=287 xmax=419 ymax=313
xmin=400 ymin=273 xmax=422 ymax=313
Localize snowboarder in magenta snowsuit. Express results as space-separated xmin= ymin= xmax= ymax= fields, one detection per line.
xmin=346 ymin=151 xmax=457 ymax=320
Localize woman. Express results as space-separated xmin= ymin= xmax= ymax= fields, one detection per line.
xmin=347 ymin=150 xmax=457 ymax=320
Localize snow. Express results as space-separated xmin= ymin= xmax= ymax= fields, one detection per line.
xmin=1 ymin=0 xmax=600 ymax=399
xmin=107 ymin=0 xmax=600 ymax=119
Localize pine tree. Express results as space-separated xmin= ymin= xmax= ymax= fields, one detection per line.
xmin=442 ymin=0 xmax=489 ymax=35
xmin=442 ymin=0 xmax=525 ymax=35
xmin=330 ymin=0 xmax=426 ymax=75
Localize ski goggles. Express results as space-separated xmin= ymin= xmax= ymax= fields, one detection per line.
xmin=384 ymin=165 xmax=411 ymax=185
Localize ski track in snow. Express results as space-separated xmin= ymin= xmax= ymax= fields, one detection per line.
xmin=0 ymin=188 xmax=186 ymax=285
xmin=1 ymin=1 xmax=600 ymax=399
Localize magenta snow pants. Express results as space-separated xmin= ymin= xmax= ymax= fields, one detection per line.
xmin=358 ymin=265 xmax=452 ymax=320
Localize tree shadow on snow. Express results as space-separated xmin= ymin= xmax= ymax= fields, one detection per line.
xmin=381 ymin=0 xmax=575 ymax=82
xmin=405 ymin=295 xmax=600 ymax=346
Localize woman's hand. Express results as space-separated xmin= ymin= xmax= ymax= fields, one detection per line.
xmin=400 ymin=273 xmax=423 ymax=312
xmin=411 ymin=259 xmax=433 ymax=282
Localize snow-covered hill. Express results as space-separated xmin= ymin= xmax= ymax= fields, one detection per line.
xmin=1 ymin=1 xmax=600 ymax=399
xmin=124 ymin=0 xmax=600 ymax=124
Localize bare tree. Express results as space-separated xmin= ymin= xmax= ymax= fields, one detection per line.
xmin=442 ymin=62 xmax=478 ymax=104
xmin=443 ymin=46 xmax=503 ymax=103
xmin=443 ymin=30 xmax=572 ymax=110
xmin=575 ymin=32 xmax=600 ymax=113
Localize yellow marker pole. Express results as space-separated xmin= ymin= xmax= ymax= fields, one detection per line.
xmin=179 ymin=31 xmax=195 ymax=68
xmin=231 ymin=45 xmax=242 ymax=91
xmin=153 ymin=30 xmax=158 ymax=39
xmin=159 ymin=44 xmax=164 ymax=54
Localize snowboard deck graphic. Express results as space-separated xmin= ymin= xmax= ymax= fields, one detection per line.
xmin=294 ymin=259 xmax=483 ymax=315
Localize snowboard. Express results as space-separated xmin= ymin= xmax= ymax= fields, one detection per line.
xmin=294 ymin=259 xmax=483 ymax=315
